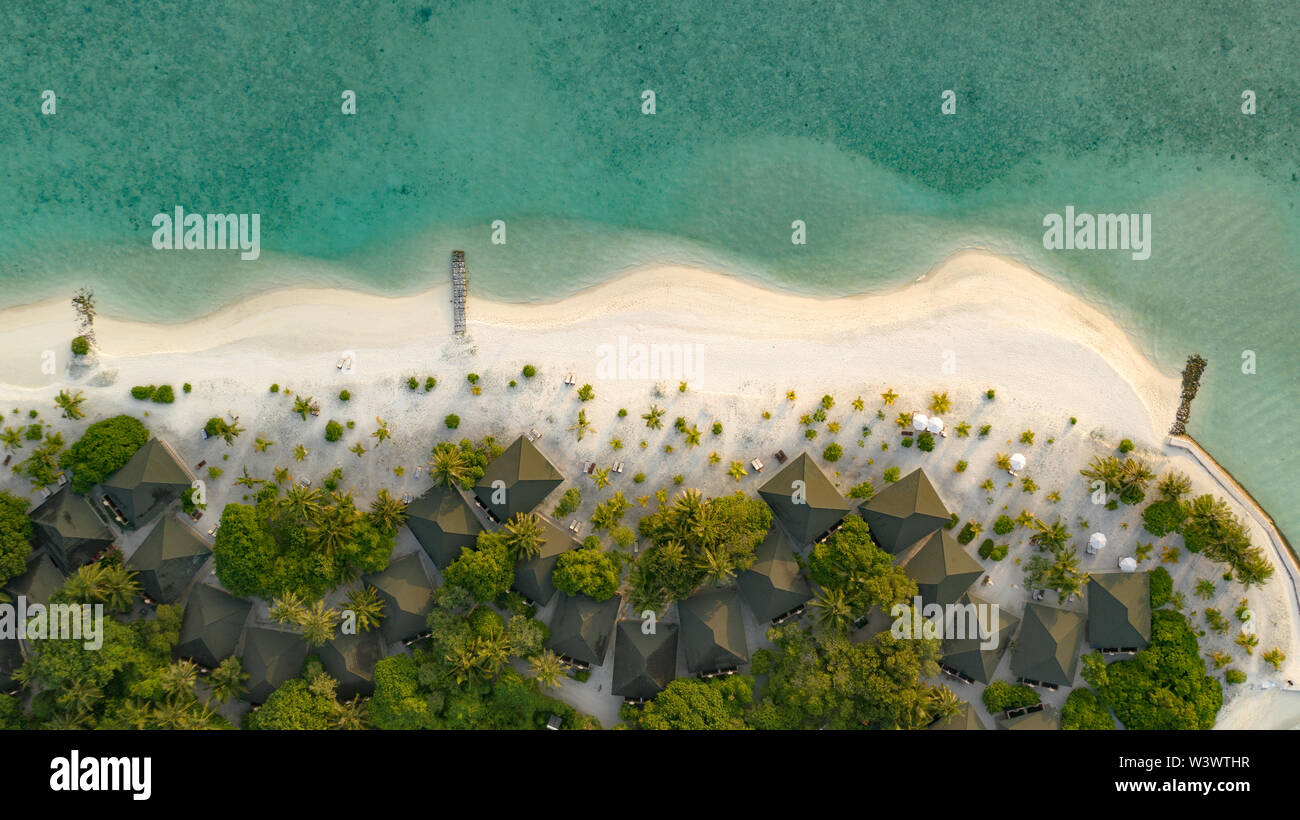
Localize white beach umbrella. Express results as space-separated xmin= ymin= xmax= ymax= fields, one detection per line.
xmin=1088 ymin=532 xmax=1107 ymax=553
xmin=1118 ymin=556 xmax=1138 ymax=572
xmin=1008 ymin=453 xmax=1026 ymax=472
xmin=926 ymin=417 xmax=945 ymax=434
xmin=911 ymin=412 xmax=928 ymax=430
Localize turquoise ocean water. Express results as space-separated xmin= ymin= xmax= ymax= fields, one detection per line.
xmin=0 ymin=1 xmax=1296 ymax=536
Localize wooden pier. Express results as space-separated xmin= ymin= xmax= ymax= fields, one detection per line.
xmin=450 ymin=250 xmax=468 ymax=335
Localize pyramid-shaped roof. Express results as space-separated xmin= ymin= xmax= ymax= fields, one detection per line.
xmin=29 ymin=486 xmax=113 ymax=573
xmin=939 ymin=592 xmax=1020 ymax=684
xmin=3 ymin=553 xmax=65 ymax=606
xmin=736 ymin=524 xmax=811 ymax=621
xmin=174 ymin=583 xmax=251 ymax=669
xmin=547 ymin=593 xmax=621 ymax=667
xmin=362 ymin=553 xmax=435 ymax=643
xmin=405 ymin=485 xmax=483 ymax=569
xmin=999 ymin=707 xmax=1061 ymax=730
xmin=859 ymin=468 xmax=951 ymax=553
xmin=758 ymin=452 xmax=854 ymax=543
xmin=929 ymin=701 xmax=989 ymax=730
xmin=473 ymin=436 xmax=564 ymax=521
xmin=679 ymin=588 xmax=750 ymax=674
xmin=1011 ymin=602 xmax=1086 ymax=687
xmin=241 ymin=626 xmax=307 ymax=703
xmin=102 ymin=438 xmax=193 ymax=527
xmin=611 ymin=620 xmax=678 ymax=700
xmin=318 ymin=628 xmax=385 ymax=700
xmin=901 ymin=529 xmax=984 ymax=606
xmin=513 ymin=516 xmax=580 ymax=606
xmin=1087 ymin=572 xmax=1151 ymax=650
xmin=127 ymin=515 xmax=211 ymax=603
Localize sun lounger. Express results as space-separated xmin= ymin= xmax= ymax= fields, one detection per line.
xmin=583 ymin=461 xmax=595 ymax=475
xmin=750 ymin=458 xmax=764 ymax=472
xmin=298 ymin=477 xmax=312 ymax=487
xmin=774 ymin=450 xmax=787 ymax=464
xmin=208 ymin=523 xmax=220 ymax=536
xmin=564 ymin=373 xmax=576 ymax=386
xmin=527 ymin=427 xmax=542 ymax=442
xmin=568 ymin=520 xmax=581 ymax=534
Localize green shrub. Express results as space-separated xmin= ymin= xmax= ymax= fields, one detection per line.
xmin=916 ymin=431 xmax=935 ymax=452
xmin=978 ymin=539 xmax=1008 ymax=561
xmin=151 ymin=385 xmax=175 ymax=404
xmin=900 ymin=437 xmax=913 ymax=448
xmin=1142 ymin=499 xmax=1186 ymax=537
xmin=445 ymin=414 xmax=460 ymax=429
xmin=130 ymin=385 xmax=156 ymax=400
xmin=1224 ymin=669 xmax=1246 ymax=685
xmin=406 ymin=377 xmax=418 ymax=390
xmin=712 ymin=422 xmax=723 ymax=435
xmin=985 ymin=389 xmax=995 ymax=400
xmin=1061 ymin=688 xmax=1115 ymax=730
xmin=325 ymin=421 xmax=344 ymax=442
xmin=1149 ymin=566 xmax=1173 ymax=608
xmin=822 ymin=443 xmax=842 ymax=462
xmin=70 ymin=336 xmax=90 ymax=356
xmin=847 ymin=480 xmax=874 ymax=501
xmin=466 ymin=373 xmax=480 ymax=385
xmin=183 ymin=383 xmax=192 ymax=394
xmin=552 ymin=488 xmax=581 ymax=518
xmin=577 ymin=384 xmax=595 ymax=402
xmin=883 ymin=467 xmax=900 ymax=483
xmin=1118 ymin=438 xmax=1135 ymax=453
xmin=425 ymin=377 xmax=437 ymax=391
xmin=992 ymin=515 xmax=1015 ymax=536
xmin=339 ymin=390 xmax=351 ymax=402
xmin=982 ymin=680 xmax=1038 ymax=713
xmin=957 ymin=522 xmax=978 ymax=545
xmin=269 ymin=384 xmax=279 ymax=393
xmin=633 ymin=473 xmax=646 ymax=483
xmin=617 ymin=408 xmax=628 ymax=418
xmin=522 ymin=365 xmax=536 ymax=378
xmin=59 ymin=415 xmax=149 ymax=494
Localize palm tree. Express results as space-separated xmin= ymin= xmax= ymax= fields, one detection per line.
xmin=62 ymin=563 xmax=108 ymax=604
xmin=429 ymin=441 xmax=471 ymax=488
xmin=101 ymin=564 xmax=140 ymax=612
xmin=1080 ymin=455 xmax=1123 ymax=495
xmin=269 ymin=592 xmax=307 ymax=625
xmin=570 ymin=409 xmax=593 ymax=441
xmin=272 ymin=466 xmax=292 ymax=485
xmin=160 ymin=660 xmax=199 ymax=697
xmin=683 ymin=425 xmax=702 ymax=448
xmin=690 ymin=505 xmax=725 ymax=549
xmin=220 ymin=419 xmax=245 ymax=445
xmin=503 ymin=512 xmax=546 ymax=561
xmin=207 ymin=657 xmax=249 ymax=703
xmin=1117 ymin=458 xmax=1155 ymax=500
xmin=55 ymin=390 xmax=86 ymax=420
xmin=881 ymin=389 xmax=898 ymax=406
xmin=671 ymin=489 xmax=703 ymax=530
xmin=1029 ymin=517 xmax=1070 ymax=552
xmin=1048 ymin=546 xmax=1086 ymax=600
xmin=591 ymin=466 xmax=611 ymax=489
xmin=253 ymin=433 xmax=275 ymax=453
xmin=810 ymin=585 xmax=854 ymax=632
xmin=344 ymin=585 xmax=385 ymax=632
xmin=926 ymin=685 xmax=963 ymax=724
xmin=349 ymin=442 xmax=367 ymax=458
xmin=280 ymin=483 xmax=324 ymax=524
xmin=371 ymin=417 xmax=391 ymax=447
xmin=529 ymin=650 xmax=565 ymax=690
xmin=697 ymin=546 xmax=736 ymax=587
xmin=234 ymin=467 xmax=264 ymax=489
xmin=929 ymin=392 xmax=952 ymax=415
xmin=333 ymin=696 xmax=368 ymax=730
xmin=727 ymin=461 xmax=747 ymax=481
xmin=292 ymin=395 xmax=315 ymax=420
xmin=1157 ymin=469 xmax=1193 ymax=501
xmin=0 ymin=427 xmax=22 ymax=452
xmin=309 ymin=509 xmax=352 ymax=555
xmin=298 ymin=600 xmax=341 ymax=647
xmin=293 ymin=444 xmax=310 ymax=462
xmin=368 ymin=488 xmax=407 ymax=533
xmin=642 ymin=404 xmax=665 ymax=430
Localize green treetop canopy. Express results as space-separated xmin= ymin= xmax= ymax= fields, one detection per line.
xmin=736 ymin=524 xmax=811 ymax=622
xmin=679 ymin=587 xmax=750 ymax=674
xmin=611 ymin=620 xmax=679 ymax=701
xmin=174 ymin=583 xmax=251 ymax=669
xmin=859 ymin=468 xmax=951 ymax=554
xmin=405 ymin=485 xmax=483 ymax=569
xmin=29 ymin=486 xmax=114 ymax=574
xmin=1087 ymin=571 xmax=1152 ymax=650
xmin=362 ymin=552 xmax=436 ymax=643
xmin=126 ymin=514 xmax=211 ymax=604
xmin=1011 ymin=602 xmax=1086 ymax=687
xmin=472 ymin=435 xmax=564 ymax=521
xmin=101 ymin=438 xmax=193 ymax=528
xmin=240 ymin=626 xmax=308 ymax=703
xmin=513 ymin=515 xmax=581 ymax=606
xmin=940 ymin=592 xmax=1021 ymax=684
xmin=546 ymin=592 xmax=621 ymax=667
xmin=757 ymin=452 xmax=854 ymax=543
xmin=901 ymin=528 xmax=984 ymax=607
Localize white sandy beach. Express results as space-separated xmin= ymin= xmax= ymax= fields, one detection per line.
xmin=0 ymin=248 xmax=1295 ymax=728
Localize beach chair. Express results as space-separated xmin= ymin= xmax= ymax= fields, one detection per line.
xmin=208 ymin=523 xmax=220 ymax=536
xmin=568 ymin=520 xmax=581 ymax=534
xmin=583 ymin=461 xmax=595 ymax=475
xmin=750 ymin=458 xmax=764 ymax=472
xmin=613 ymin=461 xmax=624 ymax=473
xmin=195 ymin=460 xmax=207 ymax=470
xmin=773 ymin=450 xmax=787 ymax=464
xmin=298 ymin=477 xmax=312 ymax=487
